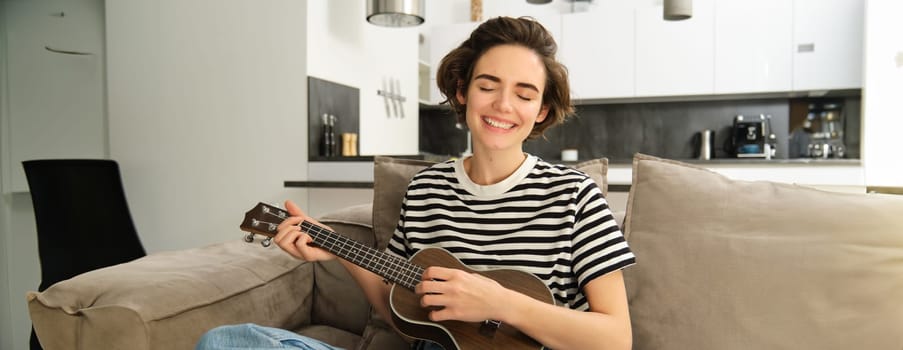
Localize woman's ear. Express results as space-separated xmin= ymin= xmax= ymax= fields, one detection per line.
xmin=455 ymin=81 xmax=466 ymax=105
xmin=536 ymin=104 xmax=550 ymax=123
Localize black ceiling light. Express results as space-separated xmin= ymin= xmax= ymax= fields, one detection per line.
xmin=367 ymin=0 xmax=425 ymax=27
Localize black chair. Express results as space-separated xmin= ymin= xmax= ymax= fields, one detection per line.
xmin=22 ymin=159 xmax=147 ymax=350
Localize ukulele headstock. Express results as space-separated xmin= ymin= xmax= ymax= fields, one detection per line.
xmin=240 ymin=202 xmax=289 ymax=246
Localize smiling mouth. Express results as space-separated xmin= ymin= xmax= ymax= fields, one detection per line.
xmin=483 ymin=116 xmax=515 ymax=130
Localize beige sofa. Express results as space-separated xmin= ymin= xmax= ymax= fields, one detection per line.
xmin=27 ymin=155 xmax=903 ymax=349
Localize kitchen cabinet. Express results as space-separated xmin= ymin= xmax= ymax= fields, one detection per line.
xmin=424 ymin=0 xmax=863 ymax=102
xmin=714 ymin=0 xmax=793 ymax=94
xmin=792 ymin=0 xmax=863 ymax=91
xmin=559 ymin=1 xmax=635 ymax=100
xmin=635 ymin=0 xmax=715 ymax=97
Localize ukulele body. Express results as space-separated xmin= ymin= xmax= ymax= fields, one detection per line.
xmin=389 ymin=248 xmax=553 ymax=350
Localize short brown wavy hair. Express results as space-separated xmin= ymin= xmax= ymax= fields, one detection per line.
xmin=436 ymin=16 xmax=573 ymax=139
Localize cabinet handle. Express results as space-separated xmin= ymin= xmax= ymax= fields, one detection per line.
xmin=797 ymin=43 xmax=815 ymax=53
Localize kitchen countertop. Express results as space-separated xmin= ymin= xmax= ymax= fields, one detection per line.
xmin=309 ymin=154 xmax=425 ymax=162
xmin=607 ymin=159 xmax=864 ymax=186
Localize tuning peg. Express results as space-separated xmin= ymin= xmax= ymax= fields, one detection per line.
xmin=261 ymin=237 xmax=273 ymax=247
xmin=244 ymin=233 xmax=255 ymax=243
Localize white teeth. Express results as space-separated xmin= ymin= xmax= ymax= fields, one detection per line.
xmin=484 ymin=117 xmax=514 ymax=129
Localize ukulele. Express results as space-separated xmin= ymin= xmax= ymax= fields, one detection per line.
xmin=240 ymin=202 xmax=554 ymax=350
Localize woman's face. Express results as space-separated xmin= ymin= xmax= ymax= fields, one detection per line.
xmin=457 ymin=44 xmax=549 ymax=154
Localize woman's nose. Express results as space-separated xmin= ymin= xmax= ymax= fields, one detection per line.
xmin=493 ymin=91 xmax=514 ymax=113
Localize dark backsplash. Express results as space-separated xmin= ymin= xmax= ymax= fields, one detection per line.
xmin=419 ymin=96 xmax=861 ymax=163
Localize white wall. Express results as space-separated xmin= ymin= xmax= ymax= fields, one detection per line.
xmin=1 ymin=0 xmax=107 ymax=193
xmin=0 ymin=5 xmax=13 ymax=348
xmin=0 ymin=3 xmax=11 ymax=349
xmin=862 ymin=0 xmax=903 ymax=187
xmin=106 ymin=0 xmax=310 ymax=252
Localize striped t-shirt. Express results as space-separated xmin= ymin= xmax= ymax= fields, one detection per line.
xmin=387 ymin=154 xmax=636 ymax=310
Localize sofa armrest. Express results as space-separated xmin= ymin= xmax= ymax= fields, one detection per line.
xmin=28 ymin=239 xmax=314 ymax=350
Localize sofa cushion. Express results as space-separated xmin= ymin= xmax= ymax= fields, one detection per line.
xmin=372 ymin=156 xmax=438 ymax=250
xmin=622 ymin=154 xmax=903 ymax=350
xmin=372 ymin=156 xmax=609 ymax=250
xmin=573 ymin=157 xmax=609 ymax=197
xmin=27 ymin=240 xmax=313 ymax=350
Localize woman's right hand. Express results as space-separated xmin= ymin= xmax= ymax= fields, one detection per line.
xmin=273 ymin=200 xmax=336 ymax=262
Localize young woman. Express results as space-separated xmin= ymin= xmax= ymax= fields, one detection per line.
xmin=197 ymin=16 xmax=635 ymax=350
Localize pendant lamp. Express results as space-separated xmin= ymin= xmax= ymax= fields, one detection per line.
xmin=664 ymin=0 xmax=692 ymax=20
xmin=367 ymin=0 xmax=425 ymax=27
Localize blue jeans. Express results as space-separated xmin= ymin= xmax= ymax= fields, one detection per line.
xmin=196 ymin=323 xmax=443 ymax=350
xmin=195 ymin=324 xmax=344 ymax=350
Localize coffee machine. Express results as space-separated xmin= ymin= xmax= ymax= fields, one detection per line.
xmin=731 ymin=114 xmax=776 ymax=159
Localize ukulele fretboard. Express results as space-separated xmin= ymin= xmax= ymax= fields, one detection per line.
xmin=300 ymin=221 xmax=424 ymax=290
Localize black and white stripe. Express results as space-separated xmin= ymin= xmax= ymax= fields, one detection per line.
xmin=387 ymin=155 xmax=635 ymax=310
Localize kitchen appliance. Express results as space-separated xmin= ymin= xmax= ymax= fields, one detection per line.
xmin=731 ymin=114 xmax=776 ymax=159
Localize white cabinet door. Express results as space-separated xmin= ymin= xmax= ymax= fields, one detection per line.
xmin=560 ymin=1 xmax=635 ymax=100
xmin=635 ymin=0 xmax=715 ymax=97
xmin=714 ymin=0 xmax=792 ymax=94
xmin=427 ymin=21 xmax=480 ymax=105
xmin=792 ymin=0 xmax=864 ymax=91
